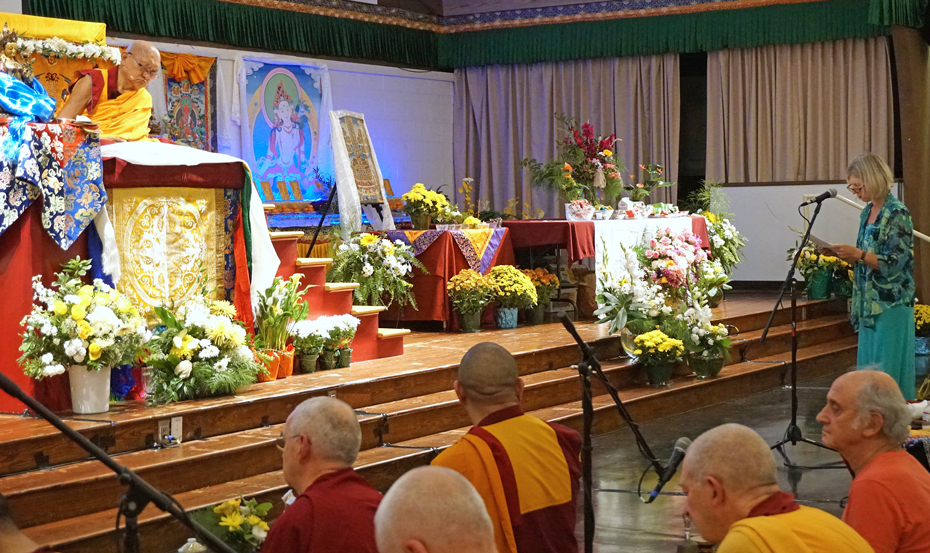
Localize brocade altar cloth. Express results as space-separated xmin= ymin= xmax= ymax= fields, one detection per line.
xmin=383 ymin=228 xmax=508 ymax=275
xmin=108 ymin=187 xmax=234 ymax=314
xmin=0 ymin=121 xmax=104 ymax=249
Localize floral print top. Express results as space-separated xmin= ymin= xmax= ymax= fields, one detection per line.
xmin=851 ymin=192 xmax=914 ymax=331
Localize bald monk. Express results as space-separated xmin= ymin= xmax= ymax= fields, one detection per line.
xmin=680 ymin=423 xmax=873 ymax=553
xmin=817 ymin=370 xmax=930 ymax=553
xmin=57 ymin=40 xmax=159 ymax=142
xmin=375 ymin=466 xmax=496 ymax=553
xmin=431 ymin=343 xmax=581 ymax=553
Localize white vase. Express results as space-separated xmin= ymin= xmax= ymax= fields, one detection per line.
xmin=68 ymin=364 xmax=111 ymax=414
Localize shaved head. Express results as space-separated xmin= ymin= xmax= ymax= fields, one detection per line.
xmin=457 ymin=343 xmax=520 ymax=403
xmin=375 ymin=466 xmax=495 ymax=553
xmin=288 ymin=396 xmax=361 ymax=465
xmin=127 ymin=40 xmax=160 ymax=60
xmin=684 ymin=423 xmax=776 ymax=493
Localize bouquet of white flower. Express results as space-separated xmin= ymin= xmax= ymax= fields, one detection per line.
xmin=328 ymin=233 xmax=425 ymax=308
xmin=143 ymin=297 xmax=263 ymax=404
xmin=19 ymin=258 xmax=149 ymax=379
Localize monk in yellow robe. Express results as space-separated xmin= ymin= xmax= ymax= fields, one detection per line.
xmin=58 ymin=41 xmax=159 ymax=142
xmin=680 ymin=423 xmax=874 ymax=553
xmin=431 ymin=343 xmax=581 ymax=553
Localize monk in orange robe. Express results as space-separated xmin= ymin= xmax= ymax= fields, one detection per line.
xmin=432 ymin=343 xmax=581 ymax=553
xmin=58 ymin=41 xmax=159 ymax=142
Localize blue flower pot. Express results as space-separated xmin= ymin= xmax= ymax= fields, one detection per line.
xmin=495 ymin=307 xmax=518 ymax=329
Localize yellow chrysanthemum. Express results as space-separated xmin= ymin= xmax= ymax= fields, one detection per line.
xmin=360 ymin=234 xmax=379 ymax=246
xmin=214 ymin=499 xmax=241 ymax=517
xmin=206 ymin=318 xmax=242 ymax=347
xmin=210 ymin=300 xmax=237 ymax=318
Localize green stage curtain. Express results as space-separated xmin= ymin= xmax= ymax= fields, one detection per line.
xmin=27 ymin=0 xmax=441 ymax=69
xmin=869 ymin=0 xmax=930 ymax=27
xmin=439 ymin=0 xmax=887 ymax=68
xmin=29 ymin=0 xmax=889 ymax=69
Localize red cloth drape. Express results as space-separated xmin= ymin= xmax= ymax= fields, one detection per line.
xmin=384 ymin=230 xmax=515 ymax=325
xmin=501 ymin=221 xmax=595 ymax=264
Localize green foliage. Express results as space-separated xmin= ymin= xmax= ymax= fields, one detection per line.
xmin=255 ymin=275 xmax=311 ymax=351
xmin=327 ymin=233 xmax=426 ymax=309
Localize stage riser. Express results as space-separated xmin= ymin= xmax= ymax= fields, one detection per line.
xmin=0 ymin=337 xmax=625 ymax=476
xmin=39 ymin=336 xmax=857 ymax=553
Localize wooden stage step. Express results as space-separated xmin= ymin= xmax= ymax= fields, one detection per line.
xmin=21 ymin=332 xmax=857 ymax=553
xmin=2 ymin=294 xmax=853 ymax=552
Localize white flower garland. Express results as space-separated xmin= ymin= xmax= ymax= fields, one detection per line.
xmin=15 ymin=36 xmax=121 ymax=64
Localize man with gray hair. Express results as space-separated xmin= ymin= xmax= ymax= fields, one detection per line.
xmin=431 ymin=342 xmax=580 ymax=553
xmin=680 ymin=423 xmax=872 ymax=552
xmin=261 ymin=396 xmax=381 ymax=553
xmin=817 ymin=370 xmax=930 ymax=553
xmin=375 ymin=466 xmax=496 ymax=553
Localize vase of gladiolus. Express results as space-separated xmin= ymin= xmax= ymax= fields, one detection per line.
xmin=633 ymin=329 xmax=684 ymax=388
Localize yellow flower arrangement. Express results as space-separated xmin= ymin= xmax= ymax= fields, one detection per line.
xmin=448 ymin=269 xmax=493 ymax=315
xmin=487 ymin=265 xmax=538 ymax=309
xmin=521 ymin=267 xmax=560 ymax=304
xmin=633 ymin=329 xmax=684 ymax=366
xmin=462 ymin=216 xmax=482 ymax=229
xmin=360 ymin=233 xmax=379 ymax=247
xmin=197 ymin=495 xmax=272 ymax=550
xmin=402 ymin=183 xmax=450 ymax=217
xmin=916 ymin=304 xmax=930 ymax=338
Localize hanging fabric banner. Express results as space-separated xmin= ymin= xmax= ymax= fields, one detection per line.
xmin=236 ymin=57 xmax=333 ymax=203
xmin=162 ymin=53 xmax=217 ymax=152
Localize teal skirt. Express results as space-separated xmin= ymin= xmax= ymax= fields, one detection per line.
xmin=857 ymin=304 xmax=916 ymax=399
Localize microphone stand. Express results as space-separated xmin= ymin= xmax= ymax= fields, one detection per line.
xmin=0 ymin=373 xmax=237 ymax=553
xmin=559 ymin=315 xmax=664 ymax=553
xmin=760 ymin=201 xmax=842 ymax=469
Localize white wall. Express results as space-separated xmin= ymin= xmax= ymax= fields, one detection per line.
xmin=0 ymin=2 xmax=22 ymax=14
xmin=727 ymin=184 xmax=872 ymax=281
xmin=108 ymin=38 xmax=454 ymax=198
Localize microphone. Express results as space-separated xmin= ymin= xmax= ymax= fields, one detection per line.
xmin=647 ymin=437 xmax=691 ymax=503
xmin=800 ymin=188 xmax=837 ymax=206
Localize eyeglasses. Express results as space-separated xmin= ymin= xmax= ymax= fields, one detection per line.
xmin=275 ymin=433 xmax=302 ymax=451
xmin=846 ymin=183 xmax=863 ymax=193
xmin=128 ymin=52 xmax=159 ymax=80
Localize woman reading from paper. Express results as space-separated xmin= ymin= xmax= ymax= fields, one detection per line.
xmin=820 ymin=153 xmax=915 ymax=399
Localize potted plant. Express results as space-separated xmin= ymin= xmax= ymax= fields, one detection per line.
xmin=640 ymin=228 xmax=708 ymax=302
xmin=143 ymin=298 xmax=264 ymax=403
xmin=290 ymin=319 xmax=327 ymax=373
xmin=18 ymin=258 xmax=150 ymax=414
xmin=916 ymin=304 xmax=930 ymax=355
xmin=696 ymin=259 xmax=731 ymax=308
xmin=486 ymin=265 xmax=537 ymax=329
xmin=317 ymin=315 xmax=360 ymax=370
xmin=522 ymin=268 xmax=560 ymax=325
xmin=447 ymin=269 xmax=492 ymax=332
xmin=328 ymin=232 xmax=425 ymax=309
xmin=255 ymin=275 xmax=311 ymax=379
xmin=633 ymin=329 xmax=685 ymax=388
xmin=832 ymin=263 xmax=853 ymax=298
xmin=402 ymin=183 xmax=449 ymax=230
xmin=679 ymin=296 xmax=731 ymax=379
xmin=791 ymin=242 xmax=842 ymax=300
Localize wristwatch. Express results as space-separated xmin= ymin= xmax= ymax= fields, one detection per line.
xmin=859 ymin=250 xmax=867 ymax=263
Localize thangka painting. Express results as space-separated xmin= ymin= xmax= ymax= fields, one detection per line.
xmin=337 ymin=113 xmax=385 ymax=205
xmin=164 ymin=64 xmax=217 ymax=152
xmin=238 ymin=59 xmax=333 ymax=202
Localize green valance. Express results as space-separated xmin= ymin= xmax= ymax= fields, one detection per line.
xmin=27 ymin=0 xmax=441 ymax=69
xmin=29 ymin=0 xmax=892 ymax=70
xmin=868 ymin=0 xmax=929 ymax=27
xmin=440 ymin=0 xmax=887 ymax=68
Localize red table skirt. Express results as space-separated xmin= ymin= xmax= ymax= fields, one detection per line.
xmin=384 ymin=230 xmax=515 ymax=326
xmin=502 ymin=216 xmax=711 ymax=262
